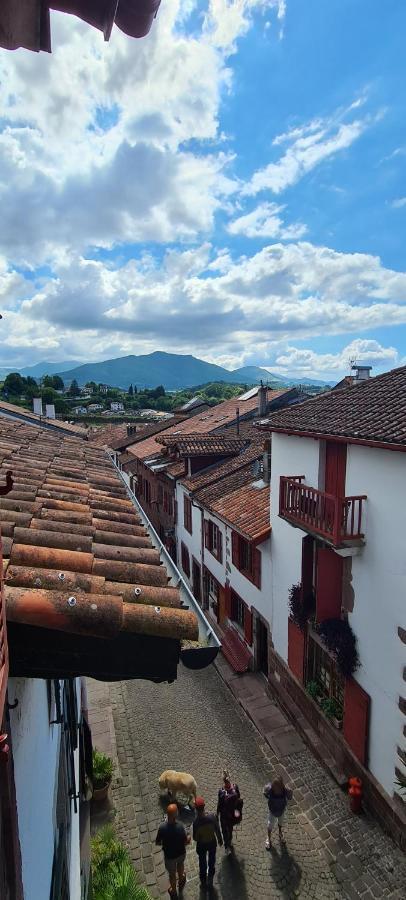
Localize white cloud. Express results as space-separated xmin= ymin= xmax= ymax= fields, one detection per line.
xmin=391 ymin=197 xmax=406 ymax=209
xmin=227 ymin=201 xmax=306 ymax=239
xmin=204 ymin=0 xmax=285 ymax=50
xmin=271 ymin=339 xmax=399 ymax=379
xmin=3 ymin=240 xmax=404 ymax=371
xmin=243 ymin=102 xmax=379 ymax=196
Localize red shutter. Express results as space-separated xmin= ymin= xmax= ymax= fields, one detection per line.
xmin=253 ymin=547 xmax=261 ymax=589
xmin=301 ymin=535 xmax=314 ymax=599
xmin=325 ymin=441 xmax=347 ymax=497
xmin=288 ymin=618 xmax=305 ymax=682
xmin=244 ymin=606 xmax=253 ymax=645
xmin=316 ymin=547 xmax=343 ymax=623
xmin=343 ymin=678 xmax=370 ymax=765
xmin=204 ymin=520 xmax=210 ymax=549
xmin=0 ymin=529 xmax=9 ymax=722
xmin=224 ymin=584 xmax=232 ymax=618
xmin=231 ymin=531 xmax=240 ymax=568
xmin=217 ymin=529 xmax=223 ymax=564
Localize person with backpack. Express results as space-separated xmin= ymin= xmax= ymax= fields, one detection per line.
xmin=217 ymin=771 xmax=242 ymax=852
xmin=192 ymin=796 xmax=223 ymax=888
xmin=263 ymin=776 xmax=293 ymax=849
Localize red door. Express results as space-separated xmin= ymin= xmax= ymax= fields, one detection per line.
xmin=325 ymin=442 xmax=347 ymax=497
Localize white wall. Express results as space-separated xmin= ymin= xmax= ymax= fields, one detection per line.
xmin=176 ymin=483 xmax=271 ymax=631
xmin=346 ymin=444 xmax=406 ymax=795
xmin=8 ymin=676 xmax=82 ymax=900
xmin=270 ymin=433 xmax=321 ymax=660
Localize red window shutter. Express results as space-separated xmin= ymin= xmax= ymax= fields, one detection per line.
xmin=0 ymin=531 xmax=9 ymax=723
xmin=325 ymin=441 xmax=347 ymax=497
xmin=204 ymin=520 xmax=210 ymax=549
xmin=253 ymin=547 xmax=261 ymax=589
xmin=301 ymin=535 xmax=314 ymax=599
xmin=316 ymin=547 xmax=343 ymax=623
xmin=244 ymin=606 xmax=253 ymax=645
xmin=343 ymin=678 xmax=370 ymax=765
xmin=217 ymin=529 xmax=223 ymax=564
xmin=288 ymin=618 xmax=305 ymax=683
xmin=225 ymin=584 xmax=232 ymax=618
xmin=231 ymin=531 xmax=239 ymax=568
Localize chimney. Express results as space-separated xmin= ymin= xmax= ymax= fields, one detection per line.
xmin=33 ymin=398 xmax=43 ymax=416
xmin=258 ymin=380 xmax=267 ymax=416
xmin=351 ymin=365 xmax=372 ymax=382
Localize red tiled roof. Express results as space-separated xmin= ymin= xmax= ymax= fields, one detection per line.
xmin=110 ymin=417 xmax=182 ymax=452
xmin=194 ymin=461 xmax=270 ymax=542
xmin=181 ymin=442 xmax=264 ymax=492
xmin=157 ymin=434 xmax=250 ymax=457
xmin=0 ymin=420 xmax=198 ymax=666
xmin=127 ymin=390 xmax=286 ymax=462
xmin=0 ymin=400 xmax=87 ymax=437
xmin=268 ymin=366 xmax=406 ymax=448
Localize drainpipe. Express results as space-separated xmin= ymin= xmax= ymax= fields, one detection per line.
xmin=191 ymin=497 xmax=206 ymax=610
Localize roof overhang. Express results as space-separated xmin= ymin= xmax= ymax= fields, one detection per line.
xmin=270 ymin=426 xmax=406 ymax=453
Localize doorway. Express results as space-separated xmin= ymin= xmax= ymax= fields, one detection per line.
xmin=256 ymin=617 xmax=269 ymax=677
xmin=192 ymin=559 xmax=201 ymax=605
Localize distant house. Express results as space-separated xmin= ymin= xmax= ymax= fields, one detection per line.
xmin=72 ymin=405 xmax=87 ymax=415
xmin=110 ymin=401 xmax=124 ymax=412
xmin=87 ymin=403 xmax=104 ymax=411
xmin=99 ymin=384 xmax=109 ymax=394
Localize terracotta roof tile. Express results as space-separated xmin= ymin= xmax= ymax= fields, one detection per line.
xmin=181 ymin=441 xmax=264 ymax=492
xmin=0 ymin=419 xmax=198 ymax=656
xmin=157 ymin=434 xmax=250 ymax=457
xmin=0 ymin=401 xmax=87 ymax=437
xmin=194 ymin=461 xmax=270 ymax=541
xmin=267 ymin=365 xmax=406 ymax=447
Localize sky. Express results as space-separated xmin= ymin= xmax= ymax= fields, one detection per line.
xmin=0 ymin=0 xmax=406 ymax=381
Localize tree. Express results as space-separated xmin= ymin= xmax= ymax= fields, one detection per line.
xmin=41 ymin=387 xmax=58 ymax=404
xmin=52 ymin=375 xmax=64 ymax=391
xmin=68 ymin=378 xmax=80 ymax=396
xmin=128 ymin=384 xmax=134 ymax=396
xmin=3 ymin=372 xmax=25 ymax=395
xmin=85 ymin=381 xmax=97 ymax=393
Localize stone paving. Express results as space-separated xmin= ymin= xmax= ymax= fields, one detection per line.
xmin=89 ymin=664 xmax=406 ymax=900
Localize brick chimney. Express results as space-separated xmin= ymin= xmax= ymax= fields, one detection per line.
xmin=258 ymin=381 xmax=268 ymax=416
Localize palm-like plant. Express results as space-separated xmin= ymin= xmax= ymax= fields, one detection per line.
xmin=91 ymin=827 xmax=153 ymax=900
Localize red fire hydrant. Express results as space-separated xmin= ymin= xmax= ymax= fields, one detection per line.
xmin=348 ymin=776 xmax=363 ymax=813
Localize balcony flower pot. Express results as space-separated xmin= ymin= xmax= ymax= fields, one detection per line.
xmin=92 ymin=748 xmax=113 ymax=803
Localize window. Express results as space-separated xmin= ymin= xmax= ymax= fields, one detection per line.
xmin=231 ymin=532 xmax=261 ymax=588
xmin=204 ymin=568 xmax=220 ymax=604
xmin=180 ymin=542 xmax=190 ymax=578
xmin=230 ymin=590 xmax=245 ymax=630
xmin=306 ymin=633 xmax=344 ymax=707
xmin=184 ymin=495 xmax=192 ymax=533
xmin=204 ymin=519 xmax=223 ymax=563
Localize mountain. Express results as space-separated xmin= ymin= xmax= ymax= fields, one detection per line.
xmin=57 ymin=352 xmax=236 ymax=391
xmin=227 ymin=365 xmax=286 ymax=384
xmin=0 ymin=361 xmax=81 ymax=381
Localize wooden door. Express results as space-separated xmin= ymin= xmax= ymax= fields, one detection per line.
xmin=256 ymin=619 xmax=269 ymax=677
xmin=325 ymin=442 xmax=347 ymax=497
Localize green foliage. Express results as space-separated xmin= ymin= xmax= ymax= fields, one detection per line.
xmin=306 ymin=680 xmax=320 ymax=700
xmin=395 ymin=772 xmax=406 ymax=794
xmin=320 ymin=697 xmax=343 ymax=720
xmin=128 ymin=384 xmax=134 ymax=396
xmin=91 ymin=827 xmax=152 ymax=900
xmin=3 ymin=372 xmax=25 ymax=395
xmin=93 ymin=749 xmax=114 ymax=788
xmin=43 ymin=374 xmax=64 ymax=390
xmin=68 ymin=378 xmax=80 ymax=396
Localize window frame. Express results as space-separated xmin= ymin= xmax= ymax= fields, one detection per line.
xmin=306 ymin=631 xmax=344 ymax=707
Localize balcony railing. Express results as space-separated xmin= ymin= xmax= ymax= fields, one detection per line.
xmin=279 ymin=477 xmax=366 ymax=547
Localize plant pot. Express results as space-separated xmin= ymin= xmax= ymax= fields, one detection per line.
xmin=92 ymin=779 xmax=111 ymax=802
xmin=332 ymin=717 xmax=343 ymax=730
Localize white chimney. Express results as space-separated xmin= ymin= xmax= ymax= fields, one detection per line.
xmin=33 ymin=398 xmax=43 ymax=416
xmin=45 ymin=404 xmax=56 ymax=419
xmin=351 ymin=365 xmax=372 ymax=382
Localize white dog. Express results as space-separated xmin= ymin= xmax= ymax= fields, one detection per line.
xmin=158 ymin=769 xmax=197 ymax=807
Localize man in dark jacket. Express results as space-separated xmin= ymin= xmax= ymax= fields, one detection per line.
xmin=192 ymin=796 xmax=223 ymax=887
xmin=217 ymin=772 xmax=240 ymax=852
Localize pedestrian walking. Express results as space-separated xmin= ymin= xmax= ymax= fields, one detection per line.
xmin=263 ymin=776 xmax=293 ymax=849
xmin=155 ymin=803 xmax=190 ymax=898
xmin=217 ymin=770 xmax=241 ymax=852
xmin=192 ymin=796 xmax=223 ymax=888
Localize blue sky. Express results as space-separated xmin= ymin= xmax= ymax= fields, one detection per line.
xmin=0 ymin=0 xmax=405 ymax=379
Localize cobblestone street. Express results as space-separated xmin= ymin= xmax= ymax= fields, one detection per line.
xmin=92 ymin=664 xmax=406 ymax=900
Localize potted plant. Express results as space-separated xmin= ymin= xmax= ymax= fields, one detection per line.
xmin=317 ymin=618 xmax=360 ymax=677
xmin=92 ymin=748 xmax=114 ymax=802
xmin=306 ymin=680 xmax=321 ymax=703
xmin=289 ymin=583 xmax=315 ymax=631
xmin=320 ymin=696 xmax=343 ymax=729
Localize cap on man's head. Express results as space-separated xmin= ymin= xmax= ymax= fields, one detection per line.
xmin=195 ymin=796 xmax=205 ymax=809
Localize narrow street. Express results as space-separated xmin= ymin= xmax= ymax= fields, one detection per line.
xmin=93 ymin=664 xmax=405 ymax=900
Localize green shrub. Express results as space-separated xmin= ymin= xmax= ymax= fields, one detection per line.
xmin=320 ymin=697 xmax=343 ymax=720
xmin=93 ymin=749 xmax=114 ymax=789
xmin=91 ymin=827 xmax=152 ymax=900
xmin=306 ymin=680 xmax=320 ymax=700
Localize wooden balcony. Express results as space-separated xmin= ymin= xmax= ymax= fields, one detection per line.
xmin=279 ymin=477 xmax=366 ymax=547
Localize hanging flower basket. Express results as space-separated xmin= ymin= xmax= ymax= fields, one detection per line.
xmin=317 ymin=618 xmax=360 ymax=678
